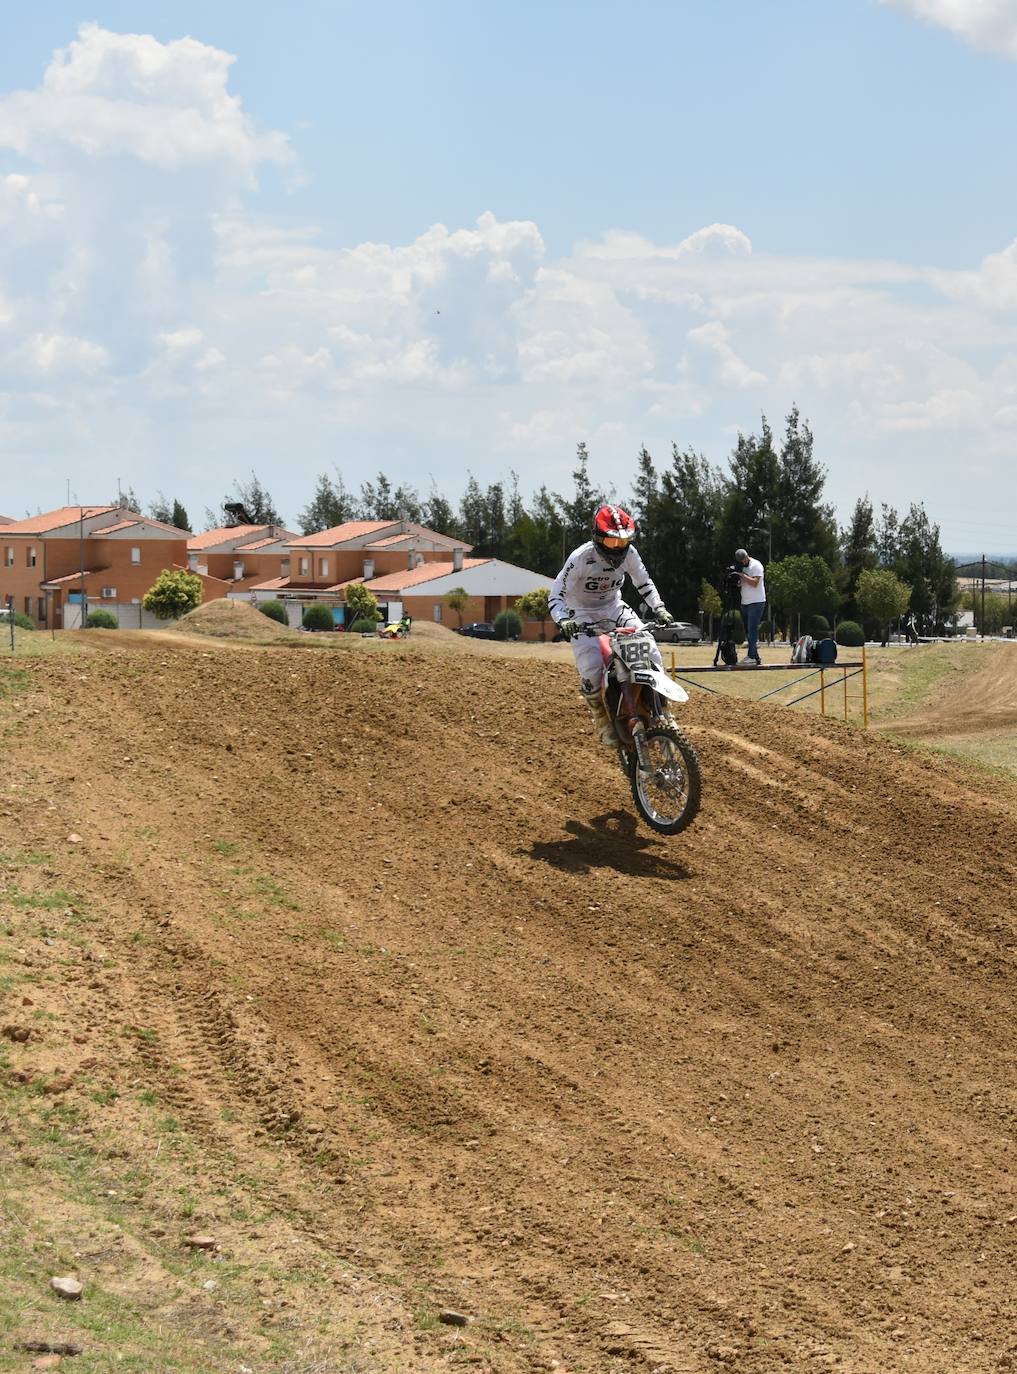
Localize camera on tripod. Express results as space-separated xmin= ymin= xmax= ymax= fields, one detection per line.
xmin=723 ymin=564 xmax=743 ymax=595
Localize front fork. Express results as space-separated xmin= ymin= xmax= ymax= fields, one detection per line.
xmin=614 ymin=681 xmax=653 ymax=773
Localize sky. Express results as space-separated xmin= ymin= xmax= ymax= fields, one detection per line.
xmin=2 ymin=0 xmax=1017 ymax=549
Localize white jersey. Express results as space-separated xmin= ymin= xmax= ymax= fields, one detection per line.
xmin=550 ymin=541 xmax=664 ymax=625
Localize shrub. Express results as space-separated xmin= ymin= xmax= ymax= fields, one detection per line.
xmin=349 ymin=617 xmax=379 ymax=634
xmin=302 ymin=603 xmax=335 ymax=632
xmin=142 ymin=569 xmax=203 ymax=620
xmin=86 ymin=609 xmax=118 ymax=629
xmin=259 ymin=600 xmax=287 ymax=625
xmin=807 ymin=614 xmax=830 ymax=637
xmin=345 ymin=583 xmax=382 ymax=624
xmin=494 ymin=609 xmax=522 ymax=641
xmin=13 ymin=611 xmax=36 ymax=630
xmin=835 ymin=619 xmax=865 ymax=647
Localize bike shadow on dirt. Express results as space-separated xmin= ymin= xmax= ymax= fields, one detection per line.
xmin=526 ymin=810 xmax=693 ymax=879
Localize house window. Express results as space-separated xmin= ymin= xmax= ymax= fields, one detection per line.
xmin=27 ymin=546 xmax=37 ymax=568
xmin=433 ymin=603 xmax=442 ymax=622
xmin=318 ymin=558 xmax=329 ymax=579
xmin=299 ymin=557 xmax=309 ymax=576
xmin=24 ymin=597 xmax=32 ymax=617
xmin=4 ymin=547 xmax=12 ymax=567
xmin=131 ymin=546 xmax=141 ymax=564
xmin=101 ymin=587 xmax=117 ymax=599
xmin=280 ymin=558 xmax=290 ymax=576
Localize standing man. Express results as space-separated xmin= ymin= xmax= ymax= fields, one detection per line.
xmin=735 ymin=547 xmax=766 ymax=666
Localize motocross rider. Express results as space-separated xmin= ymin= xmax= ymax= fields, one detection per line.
xmin=550 ymin=504 xmax=676 ymax=747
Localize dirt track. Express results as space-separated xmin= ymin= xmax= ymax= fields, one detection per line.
xmin=5 ymin=633 xmax=1017 ymax=1372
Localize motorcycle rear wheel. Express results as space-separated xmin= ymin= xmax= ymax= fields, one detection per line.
xmin=629 ymin=724 xmax=702 ymax=835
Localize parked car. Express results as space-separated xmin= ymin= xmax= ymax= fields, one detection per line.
xmin=651 ymin=620 xmax=702 ymax=644
xmin=457 ymin=622 xmax=496 ymax=639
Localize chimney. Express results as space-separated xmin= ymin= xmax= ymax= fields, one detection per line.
xmin=363 ymin=557 xmax=375 ymax=580
xmin=452 ymin=547 xmax=463 ymax=572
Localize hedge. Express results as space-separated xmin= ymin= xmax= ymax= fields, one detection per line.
xmin=86 ymin=609 xmax=119 ymax=629
xmin=302 ymin=604 xmax=335 ymax=631
xmin=493 ymin=609 xmax=522 ymax=641
xmin=835 ymin=620 xmax=865 ymax=647
xmin=259 ymin=600 xmax=287 ymax=625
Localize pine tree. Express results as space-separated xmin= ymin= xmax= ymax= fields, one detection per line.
xmin=299 ymin=473 xmax=354 ymax=534
xmin=774 ymin=406 xmax=838 ymax=564
xmin=840 ymin=495 xmax=878 ymax=621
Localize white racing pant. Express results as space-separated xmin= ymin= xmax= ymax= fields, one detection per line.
xmin=571 ymin=606 xmax=664 ymax=694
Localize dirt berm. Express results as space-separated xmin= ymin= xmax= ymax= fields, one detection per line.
xmin=4 ymin=636 xmax=1017 ymax=1373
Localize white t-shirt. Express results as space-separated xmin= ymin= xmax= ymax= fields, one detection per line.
xmin=740 ymin=557 xmax=766 ymax=605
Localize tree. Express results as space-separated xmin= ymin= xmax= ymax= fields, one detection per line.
xmin=445 ymin=586 xmax=469 ymax=628
xmin=344 ymin=583 xmax=382 ymax=624
xmin=856 ymin=568 xmax=911 ymax=645
xmin=142 ymin=569 xmax=203 ymax=620
xmin=717 ymin=418 xmax=779 ymax=561
xmin=766 ymin=554 xmax=839 ymax=640
xmin=840 ymin=495 xmax=878 ymax=621
xmin=220 ymin=473 xmax=282 ymax=526
xmin=299 ymin=472 xmax=354 ymax=534
xmin=896 ymin=502 xmax=958 ymax=633
xmin=151 ymin=494 xmax=191 ymax=532
xmin=422 ymin=484 xmax=459 ymax=537
xmin=113 ymin=485 xmax=142 ymax=513
xmin=773 ymin=406 xmax=838 ymax=565
xmin=559 ymin=441 xmax=602 ymax=551
xmin=653 ymin=445 xmax=726 ymax=619
xmin=699 ymin=578 xmax=722 ymax=640
xmin=516 ymin=588 xmax=551 ymax=640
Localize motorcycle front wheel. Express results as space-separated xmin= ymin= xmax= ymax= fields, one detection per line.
xmin=629 ymin=724 xmax=702 ymax=835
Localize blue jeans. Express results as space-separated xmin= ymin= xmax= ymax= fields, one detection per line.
xmin=742 ymin=600 xmax=766 ymax=660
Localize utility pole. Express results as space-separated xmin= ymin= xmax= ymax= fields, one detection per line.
xmin=981 ymin=554 xmax=986 ymax=640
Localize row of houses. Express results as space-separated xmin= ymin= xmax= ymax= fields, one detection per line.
xmin=0 ymin=506 xmax=555 ymax=638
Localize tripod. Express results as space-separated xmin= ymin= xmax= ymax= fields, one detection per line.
xmin=713 ymin=577 xmax=742 ymax=668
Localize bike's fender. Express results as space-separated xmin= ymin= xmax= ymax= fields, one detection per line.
xmin=652 ymin=670 xmax=689 ymax=703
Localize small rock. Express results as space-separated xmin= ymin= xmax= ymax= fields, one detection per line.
xmin=183 ymin=1234 xmax=217 ymax=1251
xmin=33 ymin=1357 xmax=62 ymax=1370
xmin=841 ymin=1242 xmax=856 ymax=1254
xmin=2 ymin=1024 xmax=31 ymax=1043
xmin=202 ymin=1280 xmax=218 ymax=1292
xmin=49 ymin=1276 xmax=83 ymax=1301
xmin=439 ymin=1309 xmax=469 ymax=1327
xmin=66 ymin=834 xmax=82 ymax=845
xmin=707 ymin=1346 xmax=739 ymax=1363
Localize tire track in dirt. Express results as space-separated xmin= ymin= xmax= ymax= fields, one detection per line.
xmin=10 ymin=637 xmax=1017 ymax=1372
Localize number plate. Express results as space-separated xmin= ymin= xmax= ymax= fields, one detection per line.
xmin=617 ymin=636 xmax=653 ymax=670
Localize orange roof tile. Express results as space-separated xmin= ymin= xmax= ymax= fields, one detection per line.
xmin=246 ymin=576 xmax=292 ymax=591
xmin=90 ymin=519 xmax=139 ymax=536
xmin=3 ymin=505 xmax=114 ymax=534
xmin=42 ymin=567 xmax=110 ymax=586
xmin=232 ymin=536 xmax=286 ymax=551
xmin=364 ymin=559 xmax=489 ymax=593
xmin=287 ymin=520 xmax=396 ymax=548
xmin=187 ymin=524 xmax=267 ymax=550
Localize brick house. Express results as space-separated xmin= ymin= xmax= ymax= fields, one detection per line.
xmin=0 ymin=505 xmax=197 ymax=629
xmin=238 ymin=519 xmax=473 ymax=621
xmin=364 ymin=557 xmax=555 ymax=639
xmin=187 ymin=524 xmax=297 ymax=594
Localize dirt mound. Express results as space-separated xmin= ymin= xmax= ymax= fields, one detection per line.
xmin=5 ymin=637 xmax=1017 ymax=1371
xmin=169 ymin=596 xmax=299 ymax=642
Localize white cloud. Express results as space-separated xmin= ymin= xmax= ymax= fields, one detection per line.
xmin=0 ymin=24 xmax=290 ymax=181
xmin=881 ymin=0 xmax=1017 ymax=58
xmin=5 ymin=24 xmax=1017 ymax=539
xmin=687 ymin=321 xmax=767 ymax=388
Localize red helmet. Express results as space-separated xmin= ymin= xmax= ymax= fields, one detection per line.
xmin=592 ymin=504 xmax=636 ymax=566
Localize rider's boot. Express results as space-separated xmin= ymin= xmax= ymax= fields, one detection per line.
xmin=580 ymin=688 xmax=617 ymax=749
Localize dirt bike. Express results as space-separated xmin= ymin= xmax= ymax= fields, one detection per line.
xmin=584 ymin=623 xmax=702 ymax=835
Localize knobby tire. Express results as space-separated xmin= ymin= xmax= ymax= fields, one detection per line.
xmin=628 ymin=723 xmax=702 ymax=835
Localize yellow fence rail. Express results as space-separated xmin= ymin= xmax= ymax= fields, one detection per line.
xmin=663 ymin=647 xmax=869 ymax=726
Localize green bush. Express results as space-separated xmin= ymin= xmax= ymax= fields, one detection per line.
xmin=259 ymin=600 xmax=287 ymax=625
xmin=493 ymin=609 xmax=522 ymax=641
xmin=13 ymin=611 xmax=36 ymax=630
xmin=349 ymin=617 xmax=380 ymax=634
xmin=835 ymin=620 xmax=865 ymax=647
xmin=302 ymin=603 xmax=336 ymax=632
xmin=806 ymin=614 xmax=830 ymax=636
xmin=86 ymin=609 xmax=119 ymax=629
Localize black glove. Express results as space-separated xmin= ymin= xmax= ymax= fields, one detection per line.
xmin=654 ymin=607 xmax=675 ymax=627
xmin=558 ymin=617 xmax=582 ymax=641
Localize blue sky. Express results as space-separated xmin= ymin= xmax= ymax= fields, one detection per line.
xmin=2 ymin=1 xmax=1017 ymax=548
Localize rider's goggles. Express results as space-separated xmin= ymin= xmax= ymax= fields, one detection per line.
xmin=599 ymin=535 xmax=633 ymax=549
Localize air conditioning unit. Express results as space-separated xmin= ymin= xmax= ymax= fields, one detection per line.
xmin=101 ymin=587 xmax=117 ymax=599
